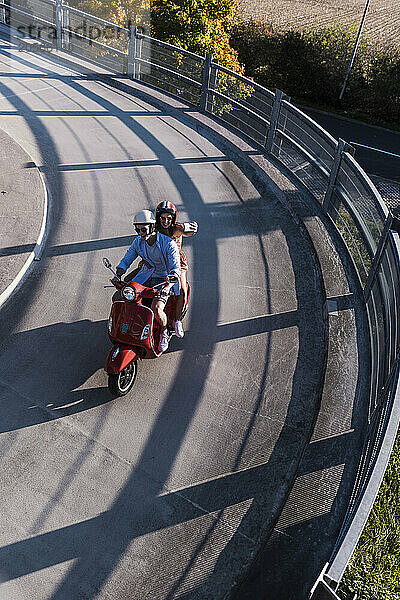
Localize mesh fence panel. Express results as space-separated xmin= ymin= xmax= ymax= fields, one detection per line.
xmin=330 ymin=193 xmax=372 ymax=286
xmin=68 ymin=36 xmax=127 ymax=72
xmin=332 ymin=356 xmax=396 ymax=559
xmin=367 ymin=279 xmax=386 ymax=418
xmin=378 ymin=239 xmax=400 ymax=385
xmin=282 ymin=103 xmax=336 ymax=175
xmin=337 ymin=156 xmax=386 ymax=252
xmin=67 ymin=7 xmax=129 ymax=54
xmin=141 ymin=40 xmax=203 ymax=84
xmin=366 ymin=284 xmax=381 ymax=419
xmin=208 ymin=67 xmax=272 ymax=147
xmin=330 ymin=234 xmax=400 ymax=577
xmin=9 ymin=0 xmax=55 ymax=41
xmin=137 ymin=38 xmax=203 ymax=106
xmin=271 ymin=130 xmax=329 ymax=202
xmin=65 ymin=7 xmax=128 ymax=72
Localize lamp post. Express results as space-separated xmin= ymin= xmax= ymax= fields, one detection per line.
xmin=339 ymin=0 xmax=371 ymax=101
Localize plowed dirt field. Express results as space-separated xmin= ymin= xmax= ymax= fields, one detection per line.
xmin=238 ymin=0 xmax=400 ymax=46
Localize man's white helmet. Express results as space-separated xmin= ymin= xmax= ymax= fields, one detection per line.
xmin=133 ymin=209 xmax=156 ymax=224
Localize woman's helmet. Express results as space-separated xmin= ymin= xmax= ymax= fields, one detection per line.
xmin=133 ymin=209 xmax=156 ymax=233
xmin=155 ymin=201 xmax=177 ymax=228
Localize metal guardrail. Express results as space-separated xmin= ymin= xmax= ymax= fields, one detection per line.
xmin=1 ymin=2 xmax=400 ymax=598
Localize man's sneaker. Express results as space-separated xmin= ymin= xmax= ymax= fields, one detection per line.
xmin=174 ymin=320 xmax=184 ymax=339
xmin=158 ymin=330 xmax=170 ymax=353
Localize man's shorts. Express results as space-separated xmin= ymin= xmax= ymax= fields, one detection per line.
xmin=146 ymin=276 xmax=166 ymax=287
xmin=145 ymin=276 xmax=172 ymax=305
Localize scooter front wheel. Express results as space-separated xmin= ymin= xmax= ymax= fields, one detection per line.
xmin=108 ymin=361 xmax=137 ymax=397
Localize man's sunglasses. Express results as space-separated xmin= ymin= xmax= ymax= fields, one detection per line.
xmin=135 ymin=225 xmax=149 ymax=233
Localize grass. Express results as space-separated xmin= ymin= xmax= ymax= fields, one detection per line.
xmin=337 ymin=429 xmax=400 ymax=600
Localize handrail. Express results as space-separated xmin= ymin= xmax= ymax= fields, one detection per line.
xmin=137 ymin=31 xmax=206 ymax=62
xmin=69 ymin=31 xmax=128 ymax=57
xmin=135 ymin=56 xmax=202 ymax=89
xmin=0 ymin=4 xmax=54 ymax=28
xmin=67 ymin=5 xmax=129 ymax=33
xmin=212 ymin=60 xmax=276 ymax=102
xmin=282 ymin=100 xmax=338 ymax=150
xmin=342 ymin=152 xmax=389 ymax=220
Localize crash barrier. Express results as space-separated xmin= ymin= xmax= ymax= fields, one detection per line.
xmin=1 ymin=1 xmax=400 ymax=597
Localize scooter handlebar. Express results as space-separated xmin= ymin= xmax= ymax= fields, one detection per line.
xmin=166 ymin=275 xmax=179 ymax=284
xmin=110 ymin=278 xmax=125 ymax=290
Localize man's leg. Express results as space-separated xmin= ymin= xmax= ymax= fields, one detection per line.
xmin=152 ymin=297 xmax=170 ymax=352
xmin=174 ymin=270 xmax=187 ymax=338
xmin=176 ymin=270 xmax=187 ymax=320
xmin=152 ymin=298 xmax=168 ymax=330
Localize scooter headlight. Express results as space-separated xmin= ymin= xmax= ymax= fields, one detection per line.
xmin=122 ymin=285 xmax=137 ymax=302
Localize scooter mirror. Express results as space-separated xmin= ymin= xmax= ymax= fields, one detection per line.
xmin=103 ymin=257 xmax=112 ymax=269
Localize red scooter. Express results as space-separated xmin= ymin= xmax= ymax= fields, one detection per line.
xmin=103 ymin=258 xmax=190 ymax=397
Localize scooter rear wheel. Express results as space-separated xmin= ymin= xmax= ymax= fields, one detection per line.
xmin=108 ymin=361 xmax=137 ymax=397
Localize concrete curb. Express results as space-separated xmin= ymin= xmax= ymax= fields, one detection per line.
xmin=0 ymin=31 xmax=52 ymax=309
xmin=0 ymin=142 xmax=49 ymax=310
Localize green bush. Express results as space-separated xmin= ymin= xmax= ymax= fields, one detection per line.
xmin=366 ymin=45 xmax=400 ymax=124
xmin=231 ymin=21 xmax=368 ymax=103
xmin=230 ymin=20 xmax=400 ymax=128
xmin=226 ymin=18 xmax=273 ymax=75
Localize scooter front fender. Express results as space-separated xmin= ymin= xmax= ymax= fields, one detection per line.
xmin=105 ymin=345 xmax=138 ymax=375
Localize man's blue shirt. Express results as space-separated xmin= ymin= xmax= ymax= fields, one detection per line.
xmin=117 ymin=232 xmax=181 ymax=292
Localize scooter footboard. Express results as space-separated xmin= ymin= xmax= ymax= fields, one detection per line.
xmin=105 ymin=345 xmax=137 ymax=374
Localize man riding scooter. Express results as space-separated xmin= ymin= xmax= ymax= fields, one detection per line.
xmin=113 ymin=209 xmax=181 ymax=353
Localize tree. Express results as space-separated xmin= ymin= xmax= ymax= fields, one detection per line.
xmin=150 ymin=0 xmax=243 ymax=72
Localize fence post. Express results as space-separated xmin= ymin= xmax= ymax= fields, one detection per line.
xmin=55 ymin=0 xmax=63 ymax=50
xmin=63 ymin=2 xmax=70 ymax=51
xmin=363 ymin=214 xmax=393 ymax=300
xmin=127 ymin=25 xmax=137 ymax=78
xmin=208 ymin=58 xmax=218 ymax=112
xmin=200 ymin=53 xmax=213 ymax=112
xmin=0 ymin=3 xmax=5 ymax=25
xmin=136 ymin=29 xmax=143 ymax=81
xmin=309 ymin=564 xmax=342 ymax=600
xmin=323 ymin=138 xmax=348 ymax=216
xmin=265 ymin=89 xmax=289 ymax=154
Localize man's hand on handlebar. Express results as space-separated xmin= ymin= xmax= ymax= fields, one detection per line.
xmin=111 ymin=267 xmax=125 ymax=285
xmin=157 ymin=276 xmax=177 ymax=298
xmin=166 ymin=274 xmax=179 ymax=284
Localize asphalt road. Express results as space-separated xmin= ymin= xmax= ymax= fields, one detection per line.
xmin=0 ymin=38 xmax=328 ymax=600
xmin=302 ymin=106 xmax=400 ymax=183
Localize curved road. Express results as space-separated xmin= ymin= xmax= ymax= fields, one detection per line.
xmin=0 ymin=39 xmax=326 ymax=599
